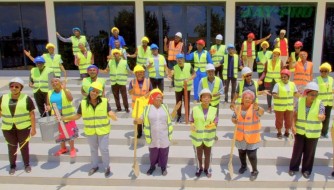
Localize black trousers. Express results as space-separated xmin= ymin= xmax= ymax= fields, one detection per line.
xmin=289 ymin=134 xmax=319 ymax=173
xmin=322 ymin=106 xmax=332 ymax=136
xmin=175 ymin=90 xmax=191 ymax=117
xmin=111 ymin=84 xmax=129 ymax=110
xmin=238 ymin=149 xmax=258 ymax=172
xmin=257 ymin=72 xmax=265 ymax=91
xmin=215 ymin=65 xmax=223 ymax=81
xmin=2 ymin=127 xmax=31 ymax=169
xmin=224 ymin=77 xmax=237 ymax=102
xmin=34 ymin=90 xmax=50 ymax=117
xmin=150 ymin=78 xmax=164 ymax=92
xmin=265 ymin=80 xmax=276 ymax=108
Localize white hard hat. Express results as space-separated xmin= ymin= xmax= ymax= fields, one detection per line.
xmin=9 ymin=77 xmax=24 ymax=87
xmin=206 ymin=64 xmax=215 ymax=71
xmin=200 ymin=88 xmax=212 ymax=97
xmin=305 ymin=82 xmax=319 ymax=91
xmin=175 ymin=32 xmax=182 ymax=38
xmin=215 ymin=34 xmax=223 ymax=40
xmin=241 ymin=67 xmax=252 ymax=75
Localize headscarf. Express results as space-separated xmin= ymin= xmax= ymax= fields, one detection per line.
xmin=148 ymin=89 xmax=163 ymax=104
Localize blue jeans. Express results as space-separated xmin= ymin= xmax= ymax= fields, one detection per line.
xmin=194 ymin=69 xmax=207 ymax=101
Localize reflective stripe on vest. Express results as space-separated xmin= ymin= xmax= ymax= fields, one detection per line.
xmin=76 ymin=51 xmax=92 ymax=74
xmin=296 ymin=97 xmax=322 ymax=138
xmin=236 ymin=80 xmax=258 ymax=104
xmin=211 ymin=44 xmax=226 ymax=65
xmin=148 ymin=55 xmax=165 ymax=78
xmin=194 ymin=50 xmax=208 ymax=72
xmin=137 ymin=46 xmax=151 ymax=66
xmin=223 ymin=54 xmax=239 ymax=79
xmin=81 ymin=98 xmax=110 ymax=136
xmin=173 ymin=63 xmax=192 ymax=92
xmin=31 ymin=67 xmax=53 ymax=93
xmin=242 ymin=41 xmax=255 ymax=58
xmin=82 ymin=77 xmax=106 ymax=96
xmin=109 ymin=59 xmax=128 ymax=85
xmin=190 ymin=105 xmax=217 ymax=147
xmin=273 ymin=81 xmax=295 ymax=111
xmin=131 ymin=78 xmax=150 ymax=108
xmin=236 ymin=105 xmax=261 ymax=144
xmin=264 ymin=59 xmax=281 ymax=83
xmin=48 ymin=89 xmax=76 ymax=117
xmin=143 ymin=104 xmax=173 ymax=144
xmin=71 ymin=35 xmax=87 ymax=54
xmin=317 ymin=76 xmax=333 ymax=106
xmin=202 ymin=77 xmax=221 ymax=106
xmin=1 ymin=94 xmax=31 ymax=130
xmin=257 ymin=51 xmax=272 ymax=73
xmin=294 ymin=61 xmax=313 ymax=86
xmin=43 ymin=53 xmax=62 ymax=77
xmin=167 ymin=41 xmax=183 ymax=61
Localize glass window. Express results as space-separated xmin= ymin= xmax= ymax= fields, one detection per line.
xmin=322 ymin=4 xmax=334 ymax=68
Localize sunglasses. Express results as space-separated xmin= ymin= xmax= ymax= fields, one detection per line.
xmin=245 ymin=74 xmax=252 ymax=77
xmin=10 ymin=85 xmax=20 ymax=89
xmin=320 ymin=70 xmax=329 ymax=73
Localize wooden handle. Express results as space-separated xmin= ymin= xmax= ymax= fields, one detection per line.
xmin=52 ymin=103 xmax=69 ymax=139
xmin=184 ymin=81 xmax=189 ymax=124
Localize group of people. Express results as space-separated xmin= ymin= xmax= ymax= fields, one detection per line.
xmin=0 ymin=26 xmax=333 ymax=182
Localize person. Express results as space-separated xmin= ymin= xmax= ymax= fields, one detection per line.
xmin=240 ymin=32 xmax=271 ymax=70
xmin=186 ymin=39 xmax=213 ymax=102
xmin=293 ymin=51 xmax=313 ymax=95
xmin=62 ymin=82 xmax=117 ymax=177
xmin=127 ymin=36 xmax=151 ymax=67
xmin=128 ymin=65 xmax=152 ymax=138
xmin=46 ymin=77 xmax=78 ymax=157
xmin=56 ymin=27 xmax=90 ymax=55
xmin=190 ymin=88 xmax=218 ymax=178
xmin=0 ymin=77 xmax=36 ymax=175
xmin=221 ymin=44 xmax=243 ymax=103
xmin=289 ymin=82 xmax=325 ymax=179
xmin=210 ymin=34 xmax=226 ymax=81
xmin=81 ymin=65 xmax=106 ymax=97
xmin=274 ymin=29 xmax=289 ymax=65
xmin=314 ymin=62 xmax=334 ymax=138
xmin=135 ymin=88 xmax=173 ymax=176
xmin=288 ymin=41 xmax=303 ymax=76
xmin=231 ymin=90 xmax=264 ymax=181
xmin=259 ymin=48 xmax=284 ymax=113
xmin=29 ymin=56 xmax=55 ymax=117
xmin=170 ymin=53 xmax=196 ymax=123
xmin=272 ymin=69 xmax=299 ymax=139
xmin=147 ymin=43 xmax=169 ymax=92
xmin=198 ymin=64 xmax=224 ymax=114
xmin=108 ymin=27 xmax=126 ymax=50
xmin=108 ymin=39 xmax=127 ymax=60
xmin=256 ymin=41 xmax=272 ymax=91
xmin=75 ymin=43 xmax=94 ymax=79
xmin=24 ymin=43 xmax=67 ymax=78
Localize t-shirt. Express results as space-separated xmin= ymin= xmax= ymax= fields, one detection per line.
xmin=50 ymin=91 xmax=62 ymax=111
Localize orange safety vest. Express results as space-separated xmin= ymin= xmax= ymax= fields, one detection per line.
xmin=131 ymin=78 xmax=150 ymax=108
xmin=236 ymin=105 xmax=261 ymax=144
xmin=167 ymin=41 xmax=183 ymax=61
xmin=294 ymin=61 xmax=313 ymax=86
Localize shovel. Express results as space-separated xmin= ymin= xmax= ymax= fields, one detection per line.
xmin=331 ymin=124 xmax=334 ymax=171
xmin=132 ymin=100 xmax=140 ymax=177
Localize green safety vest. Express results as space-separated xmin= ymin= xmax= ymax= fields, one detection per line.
xmin=296 ymin=97 xmax=322 ymax=138
xmin=257 ymin=51 xmax=272 ymax=73
xmin=173 ymin=63 xmax=192 ymax=92
xmin=242 ymin=41 xmax=255 ymax=59
xmin=71 ymin=35 xmax=87 ymax=54
xmin=137 ymin=46 xmax=151 ymax=66
xmin=76 ymin=51 xmax=92 ymax=74
xmin=236 ymin=80 xmax=259 ymax=104
xmin=211 ymin=45 xmax=226 ymax=66
xmin=81 ymin=97 xmax=110 ymax=136
xmin=289 ymin=52 xmax=300 ymax=72
xmin=47 ymin=89 xmax=76 ymax=117
xmin=143 ymin=104 xmax=173 ymax=144
xmin=202 ymin=77 xmax=221 ymax=106
xmin=223 ymin=54 xmax=239 ymax=79
xmin=317 ymin=76 xmax=333 ymax=106
xmin=194 ymin=50 xmax=208 ymax=72
xmin=1 ymin=93 xmax=31 ymax=130
xmin=31 ymin=67 xmax=54 ymax=93
xmin=148 ymin=54 xmax=165 ymax=78
xmin=43 ymin=53 xmax=62 ymax=77
xmin=190 ymin=105 xmax=217 ymax=147
xmin=82 ymin=77 xmax=106 ymax=96
xmin=273 ymin=81 xmax=295 ymax=111
xmin=264 ymin=59 xmax=281 ymax=83
xmin=108 ymin=59 xmax=128 ymax=85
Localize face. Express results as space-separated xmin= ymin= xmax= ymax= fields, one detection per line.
xmin=51 ymin=78 xmax=61 ymax=89
xmin=244 ymin=73 xmax=252 ymax=82
xmin=242 ymin=94 xmax=254 ymax=106
xmin=279 ymin=32 xmax=285 ymax=38
xmin=247 ymin=37 xmax=253 ymax=42
xmin=273 ymin=52 xmax=280 ymax=59
xmin=207 ymin=70 xmax=215 ymax=78
xmin=36 ymin=62 xmax=44 ymax=69
xmin=228 ymin=48 xmax=234 ymax=55
xmin=135 ymin=71 xmax=145 ymax=80
xmin=320 ymin=69 xmax=329 ymax=77
xmin=295 ymin=46 xmax=301 ymax=53
xmin=200 ymin=94 xmax=212 ymax=105
xmin=114 ymin=52 xmax=121 ymax=60
xmin=281 ymin=74 xmax=289 ymax=84
xmin=152 ymin=49 xmax=159 ymax=55
xmin=142 ymin=41 xmax=148 ymax=46
xmin=197 ymin=44 xmax=204 ymax=51
xmin=261 ymin=45 xmax=268 ymax=50
xmin=9 ymin=82 xmax=22 ymax=94
xmin=79 ymin=43 xmax=85 ymax=51
xmin=89 ymin=88 xmax=100 ymax=100
xmin=153 ymin=94 xmax=163 ymax=106
xmin=306 ymin=90 xmax=318 ymax=102
xmin=175 ymin=36 xmax=181 ymax=42
xmin=177 ymin=58 xmax=184 ymax=66
xmin=299 ymin=52 xmax=308 ymax=61
xmin=73 ymin=30 xmax=80 ymax=37
xmin=215 ymin=39 xmax=222 ymax=45
xmin=112 ymin=30 xmax=118 ymax=36
xmin=114 ymin=40 xmax=120 ymax=48
xmin=88 ymin=68 xmax=98 ymax=78
xmin=47 ymin=47 xmax=54 ymax=54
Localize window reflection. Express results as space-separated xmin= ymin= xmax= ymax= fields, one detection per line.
xmin=322 ymin=5 xmax=334 ymax=68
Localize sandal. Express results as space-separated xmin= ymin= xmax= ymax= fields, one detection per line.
xmin=54 ymin=148 xmax=68 ymax=156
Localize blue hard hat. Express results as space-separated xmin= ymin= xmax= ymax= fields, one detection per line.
xmin=227 ymin=44 xmax=235 ymax=49
xmin=72 ymin=27 xmax=81 ymax=33
xmin=150 ymin=43 xmax=159 ymax=50
xmin=176 ymin=53 xmax=184 ymax=59
xmin=34 ymin=56 xmax=45 ymax=64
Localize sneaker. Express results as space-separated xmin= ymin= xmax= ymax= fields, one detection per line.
xmin=277 ymin=132 xmax=283 ymax=139
xmin=288 ymin=170 xmax=296 ymax=176
xmin=9 ymin=168 xmax=15 ymax=175
xmin=250 ymin=171 xmax=259 ymax=181
xmin=238 ymin=166 xmax=247 ymax=174
xmin=70 ymin=149 xmax=76 ymax=158
xmin=284 ymin=132 xmax=290 ymax=138
xmin=267 ymin=107 xmax=272 ymax=113
xmin=162 ymin=168 xmax=167 ymax=176
xmin=146 ymin=166 xmax=155 ymax=175
xmin=125 ymin=108 xmax=130 ymax=113
xmin=176 ymin=116 xmax=182 ymax=123
xmin=105 ymin=167 xmax=111 ymax=177
xmin=54 ymin=148 xmax=68 ymax=156
xmin=204 ymin=169 xmax=212 ymax=178
xmin=114 ymin=108 xmax=122 ymax=112
xmin=88 ymin=167 xmax=99 ymax=176
xmin=195 ymin=168 xmax=203 ymax=177
xmin=25 ymin=166 xmax=32 ymax=173
xmin=302 ymin=171 xmax=310 ymax=179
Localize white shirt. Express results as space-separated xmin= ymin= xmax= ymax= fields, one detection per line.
xmin=147 ymin=105 xmax=170 ymax=148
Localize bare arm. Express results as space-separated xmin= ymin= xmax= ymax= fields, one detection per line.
xmin=30 ymin=111 xmax=36 ymax=136
xmin=23 ymin=50 xmax=35 ymax=62
xmin=63 ymin=113 xmax=82 ymax=122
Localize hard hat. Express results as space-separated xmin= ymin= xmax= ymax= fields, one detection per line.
xmin=247 ymin=33 xmax=255 ymax=39
xmin=112 ymin=49 xmax=121 ymax=55
xmin=319 ymin=62 xmax=332 ymax=72
xmin=134 ymin=65 xmax=145 ymax=73
xmin=280 ymin=69 xmax=291 ymax=77
xmin=241 ymin=67 xmax=252 ymax=75
xmin=206 ymin=64 xmax=215 ymax=71
xmin=150 ymin=43 xmax=159 ymax=50
xmin=111 ymin=27 xmax=119 ymax=33
xmin=87 ymin=64 xmax=99 ymax=71
xmin=294 ymin=41 xmax=303 ymax=48
xmin=196 ymin=39 xmax=205 ymax=46
xmin=199 ymin=88 xmax=212 ymax=97
xmin=175 ymin=32 xmax=182 ymax=38
xmin=9 ymin=77 xmax=24 ymax=87
xmin=227 ymin=44 xmax=235 ymax=49
xmin=141 ymin=36 xmax=149 ymax=43
xmin=280 ymin=29 xmax=286 ymax=34
xmin=150 ymin=88 xmax=163 ymax=96
xmin=45 ymin=43 xmax=55 ymax=49
xmin=273 ymin=48 xmax=281 ymax=55
xmin=305 ymin=82 xmax=319 ymax=92
xmin=215 ymin=34 xmax=223 ymax=40
xmin=72 ymin=27 xmax=81 ymax=33
xmin=176 ymin=53 xmax=184 ymax=59
xmin=260 ymin=41 xmax=269 ymax=48
xmin=34 ymin=56 xmax=45 ymax=64
xmin=90 ymin=81 xmax=103 ymax=91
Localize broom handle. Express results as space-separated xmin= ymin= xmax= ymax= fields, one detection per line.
xmin=184 ymin=81 xmax=189 ymax=124
xmin=134 ymin=101 xmax=140 ymax=162
xmin=52 ymin=103 xmax=69 ymax=139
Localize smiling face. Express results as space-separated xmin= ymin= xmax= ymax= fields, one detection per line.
xmin=153 ymin=94 xmax=163 ymax=107
xmin=299 ymin=52 xmax=308 ymax=61
xmin=207 ymin=69 xmax=215 ymax=80
xmin=9 ymin=82 xmax=22 ymax=94
xmin=36 ymin=62 xmax=44 ymax=69
xmin=89 ymin=88 xmax=100 ymax=100
xmin=242 ymin=94 xmax=254 ymax=107
xmin=135 ymin=71 xmax=145 ymax=81
xmin=306 ymin=90 xmax=318 ymax=103
xmin=51 ymin=78 xmax=61 ymax=90
xmin=200 ymin=93 xmax=212 ymax=105
xmin=88 ymin=68 xmax=98 ymax=78
xmin=281 ymin=74 xmax=289 ymax=84
xmin=320 ymin=69 xmax=329 ymax=77
xmin=244 ymin=73 xmax=252 ymax=83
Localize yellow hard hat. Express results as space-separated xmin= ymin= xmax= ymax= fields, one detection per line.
xmin=112 ymin=49 xmax=121 ymax=55
xmin=273 ymin=48 xmax=281 ymax=55
xmin=141 ymin=36 xmax=149 ymax=43
xmin=260 ymin=41 xmax=269 ymax=48
xmin=90 ymin=81 xmax=103 ymax=91
xmin=319 ymin=62 xmax=332 ymax=72
xmin=45 ymin=43 xmax=55 ymax=49
xmin=133 ymin=65 xmax=145 ymax=73
xmin=111 ymin=27 xmax=119 ymax=33
xmin=149 ymin=88 xmax=163 ymax=96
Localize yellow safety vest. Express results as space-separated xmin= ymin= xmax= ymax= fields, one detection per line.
xmin=71 ymin=35 xmax=87 ymax=54
xmin=30 ymin=66 xmax=54 ymax=93
xmin=242 ymin=41 xmax=255 ymax=58
xmin=223 ymin=54 xmax=239 ymax=79
xmin=194 ymin=50 xmax=208 ymax=72
xmin=257 ymin=51 xmax=272 ymax=73
xmin=236 ymin=80 xmax=259 ymax=104
xmin=202 ymin=77 xmax=221 ymax=106
xmin=76 ymin=51 xmax=92 ymax=74
xmin=82 ymin=77 xmax=106 ymax=96
xmin=47 ymin=89 xmax=76 ymax=117
xmin=108 ymin=59 xmax=128 ymax=85
xmin=137 ymin=46 xmax=151 ymax=66
xmin=289 ymin=52 xmax=300 ymax=73
xmin=211 ymin=44 xmax=226 ymax=66
xmin=317 ymin=76 xmax=333 ymax=106
xmin=273 ymin=81 xmax=295 ymax=111
xmin=148 ymin=55 xmax=165 ymax=78
xmin=264 ymin=59 xmax=281 ymax=83
xmin=173 ymin=63 xmax=192 ymax=92
xmin=43 ymin=53 xmax=62 ymax=77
